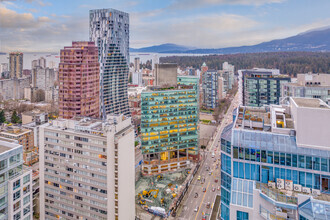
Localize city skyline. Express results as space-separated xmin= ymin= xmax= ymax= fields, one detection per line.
xmin=0 ymin=0 xmax=329 ymax=52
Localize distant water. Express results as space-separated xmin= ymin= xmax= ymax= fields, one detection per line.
xmin=0 ymin=52 xmax=207 ymax=70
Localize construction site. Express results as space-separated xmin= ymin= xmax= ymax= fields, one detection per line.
xmin=135 ymin=168 xmax=191 ymax=217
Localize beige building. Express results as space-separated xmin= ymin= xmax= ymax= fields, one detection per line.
xmin=22 ymin=110 xmax=48 ymax=125
xmin=0 ymin=76 xmax=31 ymax=101
xmin=9 ymin=52 xmax=23 ymax=79
xmin=0 ymin=127 xmax=38 ymax=166
xmin=39 ymin=114 xmax=135 ymax=220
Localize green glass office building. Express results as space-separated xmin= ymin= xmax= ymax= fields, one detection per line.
xmin=141 ymin=76 xmax=199 ymax=175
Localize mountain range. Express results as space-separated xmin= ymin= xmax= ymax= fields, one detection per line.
xmin=130 ymin=27 xmax=330 ymax=54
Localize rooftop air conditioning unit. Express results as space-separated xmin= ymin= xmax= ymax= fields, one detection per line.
xmin=268 ymin=181 xmax=276 ymax=189
xmin=277 ymin=178 xmax=284 ymax=189
xmin=294 ymin=184 xmax=302 ymax=192
xmin=302 ymin=187 xmax=311 ymax=194
xmin=312 ymin=189 xmax=321 ymax=196
xmin=285 ymin=180 xmax=293 ymax=191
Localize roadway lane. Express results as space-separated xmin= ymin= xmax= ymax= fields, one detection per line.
xmin=173 ymin=93 xmax=239 ymax=220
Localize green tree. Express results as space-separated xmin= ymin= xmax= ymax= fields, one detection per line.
xmin=0 ymin=110 xmax=5 ymax=124
xmin=11 ymin=110 xmax=20 ymax=124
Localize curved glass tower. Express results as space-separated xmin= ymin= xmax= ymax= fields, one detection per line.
xmin=89 ymin=9 xmax=130 ymax=118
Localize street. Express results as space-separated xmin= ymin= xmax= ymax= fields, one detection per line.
xmin=172 ymin=93 xmax=239 ymax=220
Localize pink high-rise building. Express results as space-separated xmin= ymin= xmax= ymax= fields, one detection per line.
xmin=59 ymin=41 xmax=100 ymax=119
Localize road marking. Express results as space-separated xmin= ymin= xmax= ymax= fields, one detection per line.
xmin=194 ymin=181 xmax=210 ymax=220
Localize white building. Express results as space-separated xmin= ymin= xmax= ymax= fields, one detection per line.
xmin=0 ymin=138 xmax=33 ymax=220
xmin=152 ymin=54 xmax=159 ymax=70
xmin=132 ymin=71 xmax=143 ymax=86
xmin=39 ymin=114 xmax=135 ymax=220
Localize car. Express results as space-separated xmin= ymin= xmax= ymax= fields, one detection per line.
xmin=194 ymin=206 xmax=199 ymax=212
xmin=197 ymin=176 xmax=201 ymax=181
xmin=203 ymin=188 xmax=206 ymax=192
xmin=212 ymin=187 xmax=215 ymax=192
xmin=206 ymin=202 xmax=211 ymax=209
xmin=214 ymin=179 xmax=218 ymax=183
xmin=202 ymin=215 xmax=207 ymax=220
xmin=217 ymin=186 xmax=221 ymax=191
xmin=209 ymin=172 xmax=212 ymax=175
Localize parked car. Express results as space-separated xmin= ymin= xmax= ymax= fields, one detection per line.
xmin=212 ymin=187 xmax=215 ymax=192
xmin=203 ymin=188 xmax=206 ymax=192
xmin=206 ymin=202 xmax=211 ymax=209
xmin=194 ymin=206 xmax=199 ymax=212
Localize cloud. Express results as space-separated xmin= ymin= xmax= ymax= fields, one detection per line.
xmin=170 ymin=0 xmax=285 ymax=9
xmin=0 ymin=7 xmax=47 ymax=28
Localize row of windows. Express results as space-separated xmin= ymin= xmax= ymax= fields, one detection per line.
xmin=233 ymin=146 xmax=330 ymax=172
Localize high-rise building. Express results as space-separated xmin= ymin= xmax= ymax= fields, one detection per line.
xmin=141 ymin=76 xmax=199 ymax=175
xmin=58 ymin=41 xmax=100 ymax=119
xmin=202 ymin=70 xmax=221 ymax=109
xmin=32 ymin=67 xmax=56 ymax=91
xmin=39 ymin=115 xmax=135 ymax=220
xmin=89 ymin=9 xmax=130 ymax=118
xmin=0 ymin=138 xmax=33 ymax=220
xmin=219 ymin=97 xmax=330 ymax=220
xmin=238 ymin=68 xmax=290 ymax=107
xmin=152 ymin=54 xmax=159 ymax=70
xmin=9 ymin=52 xmax=23 ymax=78
xmin=134 ymin=57 xmax=140 ymax=72
xmin=0 ymin=63 xmax=8 ymax=75
xmin=154 ymin=63 xmax=178 ymax=87
xmin=220 ymin=62 xmax=235 ymax=92
xmin=38 ymin=57 xmax=46 ymax=69
xmin=282 ymin=72 xmax=330 ymax=104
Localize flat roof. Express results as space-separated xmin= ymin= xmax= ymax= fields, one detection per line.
xmin=0 ymin=145 xmax=11 ymax=153
xmin=292 ymin=98 xmax=330 ymax=109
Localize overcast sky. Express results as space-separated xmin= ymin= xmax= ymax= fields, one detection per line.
xmin=0 ymin=0 xmax=329 ymax=52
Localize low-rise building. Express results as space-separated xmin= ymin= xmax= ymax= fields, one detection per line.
xmin=282 ymin=72 xmax=330 ymax=104
xmin=21 ymin=110 xmax=48 ymax=125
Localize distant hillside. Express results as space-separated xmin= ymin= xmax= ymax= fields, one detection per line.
xmin=130 ymin=27 xmax=330 ymax=54
xmin=130 ymin=43 xmax=193 ymax=53
xmin=160 ymin=52 xmax=330 ymax=76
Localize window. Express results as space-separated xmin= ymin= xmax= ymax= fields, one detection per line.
xmin=23 ymin=195 xmax=30 ymax=205
xmin=245 ymin=148 xmax=250 ymax=161
xmin=267 ymin=151 xmax=273 ymax=164
xmin=292 ymin=154 xmax=297 ymax=167
xmin=23 ymin=175 xmax=30 ymax=185
xmin=250 ymin=149 xmax=256 ymax=161
xmin=313 ymin=157 xmax=320 ymax=171
xmin=274 ymin=152 xmax=279 ymax=164
xmin=286 ymin=154 xmax=291 ymax=166
xmin=237 ymin=211 xmax=249 ymax=220
xmin=23 ymin=185 xmax=30 ymax=195
xmin=280 ymin=153 xmax=285 ymax=165
xmin=239 ymin=148 xmax=244 ymax=159
xmin=13 ymin=190 xmax=21 ymax=201
xmin=261 ymin=151 xmax=266 ymax=163
xmin=321 ymin=158 xmax=328 ymax=172
xmin=299 ymin=155 xmax=305 ymax=168
xmin=0 ymin=160 xmax=7 ymax=171
xmin=306 ymin=156 xmax=312 ymax=170
xmin=233 ymin=147 xmax=238 ymax=159
xmin=13 ymin=180 xmax=20 ymax=190
xmin=23 ymin=206 xmax=30 ymax=215
xmin=13 ymin=201 xmax=21 ymax=212
xmin=14 ymin=212 xmax=21 ymax=220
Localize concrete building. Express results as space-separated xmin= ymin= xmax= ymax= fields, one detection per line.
xmin=0 ymin=138 xmax=33 ymax=220
xmin=39 ymin=115 xmax=135 ymax=220
xmin=45 ymin=86 xmax=59 ymax=103
xmin=282 ymin=72 xmax=330 ymax=104
xmin=219 ymin=97 xmax=330 ymax=220
xmin=141 ymin=76 xmax=199 ymax=175
xmin=238 ymin=68 xmax=290 ymax=107
xmin=0 ymin=76 xmax=30 ymax=101
xmin=134 ymin=57 xmax=140 ymax=72
xmin=32 ymin=57 xmax=47 ymax=69
xmin=154 ymin=63 xmax=178 ymax=87
xmin=90 ymin=9 xmax=130 ymax=118
xmin=32 ymin=67 xmax=56 ymax=91
xmin=202 ymin=70 xmax=221 ymax=109
xmin=220 ymin=62 xmax=235 ymax=92
xmin=132 ymin=71 xmax=143 ymax=86
xmin=0 ymin=63 xmax=8 ymax=75
xmin=22 ymin=110 xmax=48 ymax=125
xmin=9 ymin=52 xmax=23 ymax=79
xmin=152 ymin=54 xmax=159 ymax=71
xmin=0 ymin=127 xmax=37 ymax=166
xmin=59 ymin=41 xmax=100 ymax=119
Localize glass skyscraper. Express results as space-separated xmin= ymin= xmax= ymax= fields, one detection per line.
xmin=220 ymin=97 xmax=330 ymax=220
xmin=89 ymin=9 xmax=130 ymax=118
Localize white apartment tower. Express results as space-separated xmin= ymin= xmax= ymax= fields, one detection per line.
xmin=39 ymin=115 xmax=135 ymax=220
xmin=0 ymin=138 xmax=33 ymax=220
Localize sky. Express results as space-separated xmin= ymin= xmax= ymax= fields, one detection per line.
xmin=0 ymin=0 xmax=329 ymax=52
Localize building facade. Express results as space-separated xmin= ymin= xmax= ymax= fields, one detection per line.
xmin=220 ymin=62 xmax=235 ymax=92
xmin=154 ymin=63 xmax=178 ymax=87
xmin=141 ymin=76 xmax=199 ymax=175
xmin=9 ymin=52 xmax=23 ymax=79
xmin=202 ymin=70 xmax=221 ymax=109
xmin=0 ymin=138 xmax=33 ymax=220
xmin=220 ymin=97 xmax=330 ymax=220
xmin=39 ymin=115 xmax=135 ymax=220
xmin=89 ymin=9 xmax=130 ymax=118
xmin=132 ymin=71 xmax=143 ymax=86
xmin=238 ymin=68 xmax=290 ymax=107
xmin=282 ymin=73 xmax=330 ymax=104
xmin=59 ymin=41 xmax=100 ymax=119
xmin=0 ymin=76 xmax=30 ymax=101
